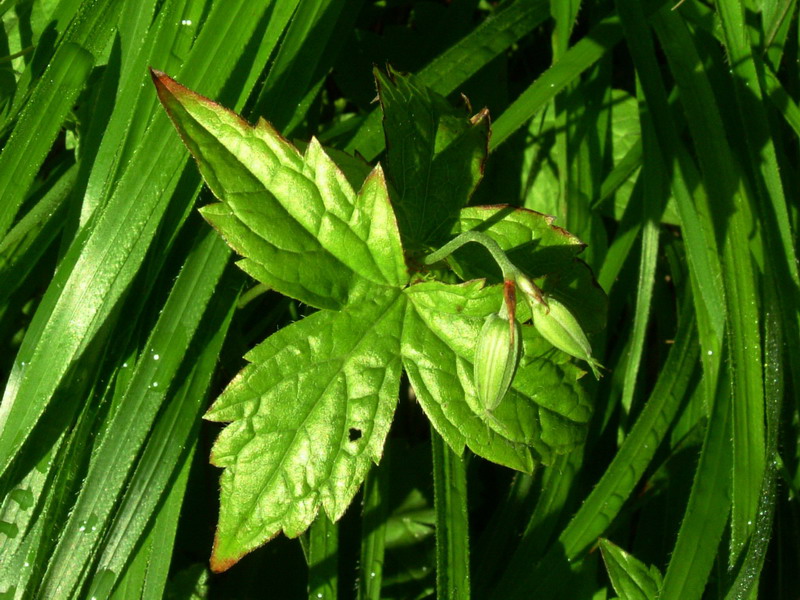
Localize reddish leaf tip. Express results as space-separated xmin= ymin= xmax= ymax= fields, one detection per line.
xmin=210 ymin=535 xmax=243 ymax=573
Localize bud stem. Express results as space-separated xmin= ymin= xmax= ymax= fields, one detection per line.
xmin=423 ymin=231 xmax=546 ymax=304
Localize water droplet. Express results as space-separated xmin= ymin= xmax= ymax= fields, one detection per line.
xmin=153 ymin=354 xmax=160 ymax=360
xmin=707 ymin=350 xmax=713 ymax=355
xmin=152 ymin=382 xmax=159 ymax=388
xmin=181 ymin=18 xmax=193 ymax=25
xmin=122 ymin=362 xmax=128 ymax=368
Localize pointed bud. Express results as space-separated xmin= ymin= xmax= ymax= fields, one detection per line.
xmin=516 ymin=273 xmax=545 ymax=307
xmin=531 ymin=295 xmax=602 ymax=378
xmin=474 ymin=312 xmax=522 ymax=411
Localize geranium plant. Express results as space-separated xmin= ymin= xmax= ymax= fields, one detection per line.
xmin=153 ymin=67 xmax=606 ymax=571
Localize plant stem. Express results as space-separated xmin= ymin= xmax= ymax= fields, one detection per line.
xmin=424 ymin=231 xmax=546 ymax=305
xmin=423 ymin=230 xmax=519 ymax=279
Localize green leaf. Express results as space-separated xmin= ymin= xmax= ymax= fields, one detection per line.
xmin=599 ymin=538 xmax=662 ymax=600
xmin=402 ymin=280 xmax=591 ymax=471
xmin=450 ymin=206 xmax=586 ymax=280
xmin=451 ymin=206 xmax=607 ymax=333
xmin=153 ymin=70 xmax=409 ymax=310
xmin=376 ymin=68 xmax=490 ymax=249
xmin=431 ymin=430 xmax=470 ymax=600
xmin=204 ymin=287 xmax=406 ymax=571
xmin=153 ymin=68 xmax=604 ymax=574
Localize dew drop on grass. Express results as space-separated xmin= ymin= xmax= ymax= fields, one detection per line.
xmin=153 ymin=353 xmax=160 ymax=360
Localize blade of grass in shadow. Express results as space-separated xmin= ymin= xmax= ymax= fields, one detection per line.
xmin=249 ymin=0 xmax=360 ymax=135
xmin=105 ymin=445 xmax=194 ymax=600
xmin=618 ymin=90 xmax=668 ymax=430
xmin=614 ymin=0 xmax=725 ymax=409
xmin=431 ymin=428 xmax=470 ymax=600
xmin=659 ymin=365 xmax=733 ymax=599
xmin=585 ymin=313 xmax=698 ymax=546
xmin=0 ymin=163 xmax=75 ymax=305
xmin=651 ymin=6 xmax=766 ymax=563
xmin=345 ymin=0 xmax=549 ymax=160
xmin=471 ymin=471 xmax=533 ymax=595
xmin=712 ymin=0 xmax=800 ymax=560
xmin=305 ymin=513 xmax=339 ymax=600
xmin=490 ymin=7 xmax=624 ymax=151
xmin=493 ymin=449 xmax=583 ymax=590
xmin=494 ymin=296 xmax=699 ymax=597
xmin=596 ymin=177 xmax=642 ymax=293
xmin=358 ymin=450 xmax=391 ymax=600
xmin=549 ymin=0 xmax=582 ymax=235
xmin=763 ymin=67 xmax=800 ymax=138
xmin=69 ymin=0 xmax=160 ymax=227
xmin=723 ymin=273 xmax=782 ymax=599
xmin=83 ymin=0 xmax=207 ymax=212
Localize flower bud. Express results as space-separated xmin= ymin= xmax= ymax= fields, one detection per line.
xmin=474 ymin=312 xmax=522 ymax=411
xmin=531 ymin=295 xmax=602 ymax=378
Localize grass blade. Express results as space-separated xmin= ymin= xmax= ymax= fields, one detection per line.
xmin=431 ymin=429 xmax=470 ymax=600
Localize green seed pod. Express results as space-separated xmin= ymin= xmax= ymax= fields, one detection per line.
xmin=531 ymin=295 xmax=602 ymax=378
xmin=474 ymin=312 xmax=522 ymax=411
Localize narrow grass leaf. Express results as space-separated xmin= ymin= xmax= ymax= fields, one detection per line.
xmin=88 ymin=271 xmax=240 ymax=599
xmin=35 ymin=229 xmax=230 ymax=598
xmin=431 ymin=430 xmax=470 ymax=600
xmin=493 ymin=300 xmax=698 ymax=597
xmin=0 ymin=0 xmax=128 ymax=238
xmin=652 ymin=7 xmax=766 ymax=561
xmin=358 ymin=456 xmax=391 ymax=600
xmin=306 ymin=513 xmax=339 ymax=600
xmin=659 ymin=368 xmax=733 ymax=599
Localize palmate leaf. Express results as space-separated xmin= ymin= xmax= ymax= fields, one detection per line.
xmin=205 ymin=288 xmax=406 ymax=571
xmin=403 ymin=280 xmax=591 ymax=472
xmin=152 ymin=70 xmax=408 ymax=310
xmin=376 ymin=67 xmax=490 ymax=250
xmin=153 ymin=69 xmax=599 ymax=571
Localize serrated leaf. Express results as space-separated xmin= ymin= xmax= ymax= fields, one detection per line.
xmin=152 ymin=70 xmax=408 ymax=310
xmin=204 ymin=287 xmax=406 ymax=572
xmin=377 ymin=67 xmax=490 ymax=249
xmin=402 ymin=280 xmax=592 ymax=471
xmin=599 ymin=538 xmax=663 ymax=600
xmin=152 ymin=71 xmax=605 ymax=574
